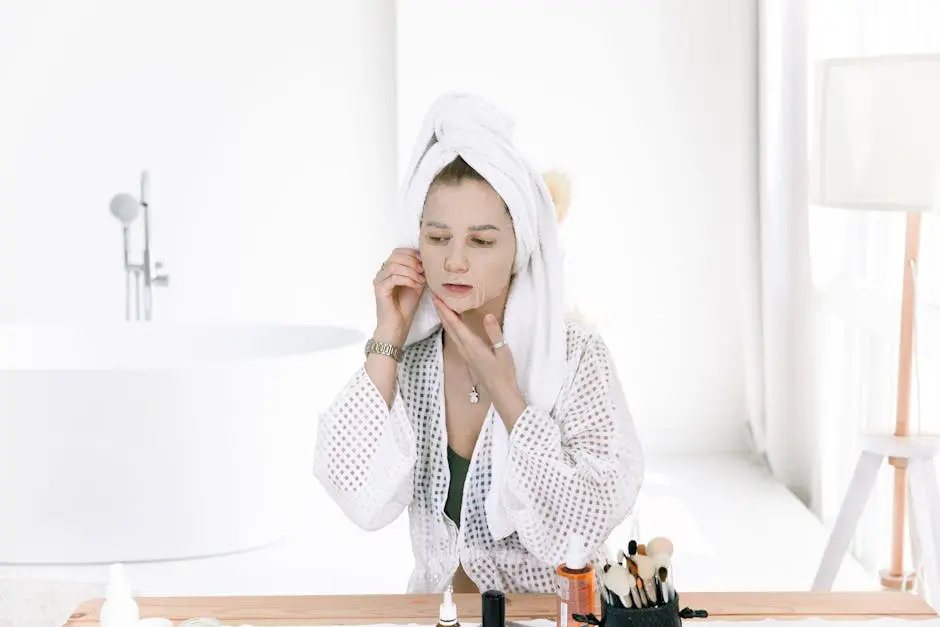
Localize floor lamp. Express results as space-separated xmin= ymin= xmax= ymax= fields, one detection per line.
xmin=810 ymin=53 xmax=940 ymax=600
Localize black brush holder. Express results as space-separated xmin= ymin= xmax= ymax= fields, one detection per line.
xmin=572 ymin=592 xmax=707 ymax=627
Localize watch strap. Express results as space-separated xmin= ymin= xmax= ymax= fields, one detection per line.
xmin=365 ymin=337 xmax=405 ymax=362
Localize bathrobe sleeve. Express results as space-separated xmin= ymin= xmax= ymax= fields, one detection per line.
xmin=500 ymin=330 xmax=644 ymax=564
xmin=313 ymin=365 xmax=416 ymax=531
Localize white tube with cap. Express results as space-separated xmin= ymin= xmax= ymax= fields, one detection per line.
xmin=100 ymin=563 xmax=140 ymax=627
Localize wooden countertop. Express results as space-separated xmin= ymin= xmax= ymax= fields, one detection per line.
xmin=68 ymin=591 xmax=937 ymax=625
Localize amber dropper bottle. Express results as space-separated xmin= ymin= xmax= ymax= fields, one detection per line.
xmin=556 ymin=534 xmax=596 ymax=627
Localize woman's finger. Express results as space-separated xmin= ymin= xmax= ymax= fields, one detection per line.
xmin=376 ymin=263 xmax=424 ymax=285
xmin=377 ymin=272 xmax=423 ymax=293
xmin=388 ymin=251 xmax=424 ymax=274
xmin=483 ymin=314 xmax=506 ymax=351
xmin=390 ymin=247 xmax=421 ymax=260
xmin=389 ymin=264 xmax=424 ymax=284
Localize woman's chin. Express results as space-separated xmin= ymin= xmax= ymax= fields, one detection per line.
xmin=435 ymin=291 xmax=479 ymax=314
xmin=442 ymin=298 xmax=476 ymax=314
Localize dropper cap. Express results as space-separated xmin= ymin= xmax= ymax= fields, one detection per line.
xmin=107 ymin=563 xmax=132 ymax=598
xmin=439 ymin=584 xmax=457 ymax=625
xmin=565 ymin=533 xmax=587 ymax=569
xmin=482 ymin=590 xmax=505 ymax=627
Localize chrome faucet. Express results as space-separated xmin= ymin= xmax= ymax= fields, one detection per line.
xmin=109 ymin=170 xmax=170 ymax=321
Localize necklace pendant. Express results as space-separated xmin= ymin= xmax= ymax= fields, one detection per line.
xmin=469 ymin=386 xmax=480 ymax=404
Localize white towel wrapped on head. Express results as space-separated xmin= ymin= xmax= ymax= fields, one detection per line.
xmin=396 ymin=93 xmax=568 ymax=541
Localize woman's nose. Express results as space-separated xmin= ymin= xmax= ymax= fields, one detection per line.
xmin=443 ymin=246 xmax=469 ymax=273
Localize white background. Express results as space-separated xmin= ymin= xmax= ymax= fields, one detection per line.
xmin=0 ymin=0 xmax=758 ymax=454
xmin=0 ymin=0 xmax=907 ymax=601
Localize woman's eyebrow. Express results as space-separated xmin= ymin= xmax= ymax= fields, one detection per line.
xmin=424 ymin=220 xmax=500 ymax=231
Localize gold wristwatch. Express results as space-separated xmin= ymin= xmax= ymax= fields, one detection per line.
xmin=364 ymin=337 xmax=405 ymax=362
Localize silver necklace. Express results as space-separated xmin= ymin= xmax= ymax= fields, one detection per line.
xmin=446 ymin=338 xmax=480 ymax=404
xmin=467 ymin=365 xmax=480 ymax=404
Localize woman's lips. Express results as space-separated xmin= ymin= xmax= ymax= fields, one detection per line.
xmin=443 ymin=283 xmax=472 ymax=295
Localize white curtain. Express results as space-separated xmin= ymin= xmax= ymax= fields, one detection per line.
xmin=752 ymin=0 xmax=818 ymax=506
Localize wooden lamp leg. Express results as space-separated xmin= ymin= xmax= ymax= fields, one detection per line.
xmin=880 ymin=211 xmax=922 ymax=591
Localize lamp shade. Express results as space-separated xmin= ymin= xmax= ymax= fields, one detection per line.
xmin=811 ymin=53 xmax=940 ymax=212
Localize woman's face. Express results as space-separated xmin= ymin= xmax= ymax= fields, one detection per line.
xmin=420 ymin=179 xmax=516 ymax=314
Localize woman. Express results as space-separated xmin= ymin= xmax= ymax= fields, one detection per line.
xmin=313 ymin=93 xmax=643 ymax=594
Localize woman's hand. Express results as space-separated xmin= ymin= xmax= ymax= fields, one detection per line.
xmin=431 ymin=292 xmax=527 ymax=427
xmin=373 ymin=248 xmax=425 ymax=344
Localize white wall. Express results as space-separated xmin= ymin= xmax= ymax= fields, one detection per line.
xmin=0 ymin=0 xmax=398 ymax=332
xmin=0 ymin=0 xmax=757 ymax=455
xmin=397 ymin=0 xmax=758 ymax=453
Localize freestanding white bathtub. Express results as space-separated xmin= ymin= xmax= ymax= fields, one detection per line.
xmin=0 ymin=323 xmax=363 ymax=564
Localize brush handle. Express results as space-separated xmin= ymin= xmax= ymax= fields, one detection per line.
xmin=654 ymin=578 xmax=664 ymax=606
xmin=637 ymin=579 xmax=649 ymax=607
xmin=629 ymin=578 xmax=642 ymax=608
xmin=646 ymin=577 xmax=658 ymax=605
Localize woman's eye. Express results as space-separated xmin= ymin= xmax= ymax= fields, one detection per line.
xmin=424 ymin=234 xmax=493 ymax=246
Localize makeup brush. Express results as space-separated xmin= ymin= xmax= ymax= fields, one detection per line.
xmin=635 ymin=577 xmax=649 ymax=608
xmin=601 ymin=562 xmax=634 ymax=609
xmin=627 ymin=570 xmax=642 ymax=608
xmin=624 ymin=555 xmax=639 ymax=576
xmin=650 ymin=551 xmax=672 ymax=603
xmin=618 ymin=546 xmax=639 ymax=574
xmin=647 ymin=536 xmax=674 ymax=559
xmin=651 ymin=551 xmax=671 ymax=589
xmin=605 ymin=542 xmax=621 ymax=566
xmin=599 ymin=564 xmax=612 ymax=606
xmin=658 ymin=566 xmax=671 ymax=604
xmin=599 ymin=563 xmax=616 ymax=607
xmin=635 ymin=554 xmax=658 ymax=605
xmin=628 ymin=540 xmax=637 ymax=556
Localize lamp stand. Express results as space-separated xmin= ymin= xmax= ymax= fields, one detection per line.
xmin=813 ymin=212 xmax=940 ymax=603
xmin=879 ymin=211 xmax=922 ymax=590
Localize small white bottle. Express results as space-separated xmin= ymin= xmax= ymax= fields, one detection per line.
xmin=437 ymin=584 xmax=459 ymax=627
xmin=100 ymin=563 xmax=140 ymax=627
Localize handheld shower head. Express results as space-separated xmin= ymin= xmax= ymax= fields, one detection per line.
xmin=110 ymin=193 xmax=141 ymax=226
xmin=140 ymin=170 xmax=150 ymax=206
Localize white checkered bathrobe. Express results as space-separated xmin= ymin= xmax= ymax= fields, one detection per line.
xmin=313 ymin=319 xmax=644 ymax=594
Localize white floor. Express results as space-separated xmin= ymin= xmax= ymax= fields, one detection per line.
xmin=0 ymin=453 xmax=877 ymax=597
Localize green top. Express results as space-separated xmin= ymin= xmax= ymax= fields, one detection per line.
xmin=445 ymin=447 xmax=472 ymax=527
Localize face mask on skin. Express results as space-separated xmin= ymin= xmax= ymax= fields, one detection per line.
xmin=420 ymin=179 xmax=516 ymax=315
